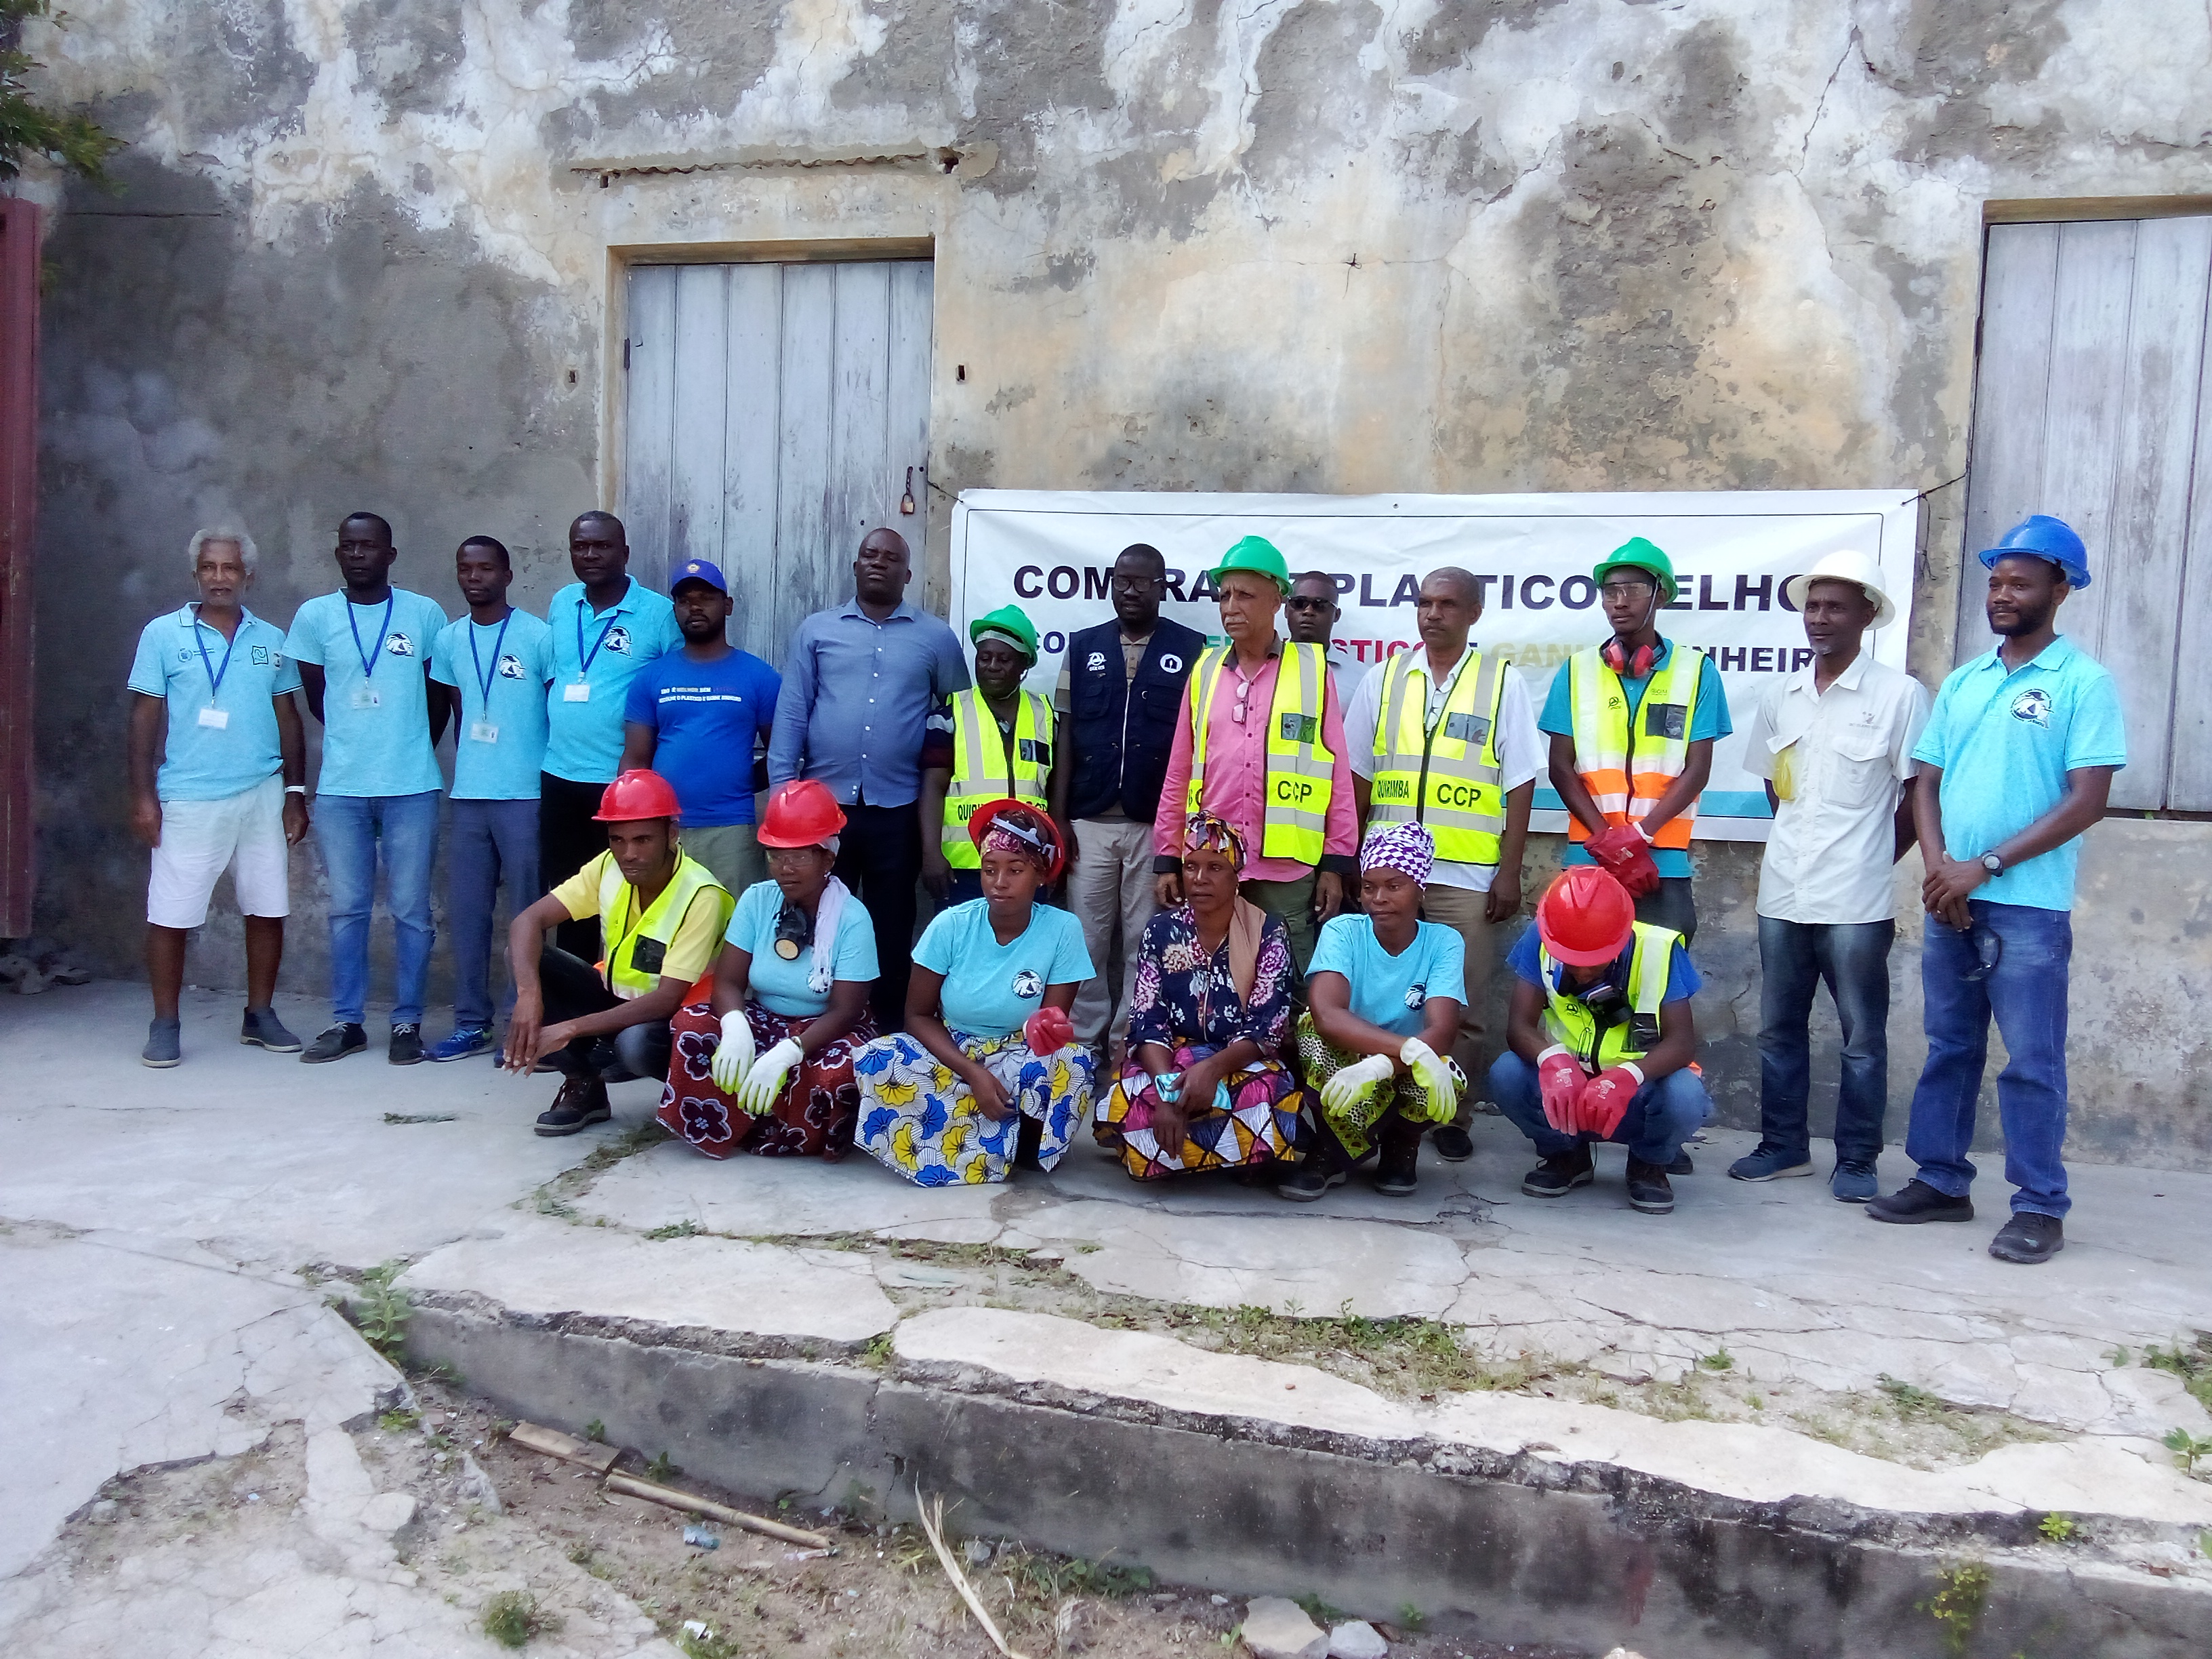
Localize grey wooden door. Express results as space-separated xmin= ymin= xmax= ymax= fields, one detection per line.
xmin=1959 ymin=216 xmax=2212 ymax=810
xmin=621 ymin=260 xmax=934 ymax=669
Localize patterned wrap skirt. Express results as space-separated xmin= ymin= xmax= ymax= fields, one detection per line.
xmin=1092 ymin=1043 xmax=1310 ymax=1181
xmin=1292 ymin=1010 xmax=1450 ymax=1159
xmin=659 ymin=999 xmax=878 ymax=1160
xmin=854 ymin=1030 xmax=1097 ymax=1187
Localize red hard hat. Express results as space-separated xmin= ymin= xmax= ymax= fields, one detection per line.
xmin=968 ymin=797 xmax=1065 ymax=881
xmin=1536 ymin=866 xmax=1635 ymax=966
xmin=758 ymin=779 xmax=847 ymax=848
xmin=594 ymin=769 xmax=681 ymax=823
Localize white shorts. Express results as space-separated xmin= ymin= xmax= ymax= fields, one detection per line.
xmin=146 ymin=773 xmax=291 ymax=928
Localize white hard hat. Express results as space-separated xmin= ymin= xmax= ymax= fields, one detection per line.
xmin=1784 ymin=550 xmax=1896 ymax=630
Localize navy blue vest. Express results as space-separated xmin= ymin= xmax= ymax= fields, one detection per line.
xmin=1063 ymin=617 xmax=1207 ymax=821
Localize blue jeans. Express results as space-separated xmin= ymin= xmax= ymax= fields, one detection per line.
xmin=1757 ymin=916 xmax=1893 ymax=1164
xmin=316 ymin=791 xmax=439 ymax=1026
xmin=1906 ymin=901 xmax=2072 ymax=1217
xmin=1489 ymin=1050 xmax=1713 ymax=1166
xmin=448 ymin=798 xmax=539 ymax=1029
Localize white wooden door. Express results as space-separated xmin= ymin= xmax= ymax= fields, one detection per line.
xmin=621 ymin=260 xmax=934 ymax=669
xmin=1959 ymin=216 xmax=2212 ymax=810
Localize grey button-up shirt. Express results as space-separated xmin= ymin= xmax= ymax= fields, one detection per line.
xmin=768 ymin=598 xmax=970 ymax=807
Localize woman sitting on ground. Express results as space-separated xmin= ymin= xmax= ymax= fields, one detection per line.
xmin=1093 ymin=813 xmax=1309 ymax=1181
xmin=1288 ymin=821 xmax=1466 ymax=1201
xmin=855 ymin=801 xmax=1096 ymax=1185
xmin=659 ymin=780 xmax=880 ymax=1158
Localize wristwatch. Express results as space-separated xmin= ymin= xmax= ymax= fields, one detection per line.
xmin=1980 ymin=852 xmax=2003 ymax=876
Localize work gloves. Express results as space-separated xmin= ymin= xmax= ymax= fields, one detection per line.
xmin=1319 ymin=1052 xmax=1395 ymax=1115
xmin=1536 ymin=1046 xmax=1588 ymax=1134
xmin=709 ymin=1010 xmax=756 ymax=1093
xmin=1399 ymin=1037 xmax=1462 ymax=1124
xmin=1023 ymin=1006 xmax=1075 ymax=1057
xmin=1584 ymin=823 xmax=1661 ymax=897
xmin=1536 ymin=1046 xmax=1647 ymax=1136
xmin=1578 ymin=1063 xmax=1645 ymax=1139
xmin=735 ymin=1037 xmax=803 ymax=1115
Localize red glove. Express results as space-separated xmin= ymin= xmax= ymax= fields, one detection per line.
xmin=1536 ymin=1048 xmax=1587 ymax=1134
xmin=1578 ymin=1063 xmax=1645 ymax=1139
xmin=1023 ymin=1006 xmax=1075 ymax=1056
xmin=1585 ymin=824 xmax=1661 ymax=897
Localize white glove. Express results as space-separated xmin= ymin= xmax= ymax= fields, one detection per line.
xmin=1319 ymin=1052 xmax=1395 ymax=1115
xmin=709 ymin=1009 xmax=756 ymax=1093
xmin=1399 ymin=1036 xmax=1460 ymax=1122
xmin=735 ymin=1037 xmax=802 ymax=1114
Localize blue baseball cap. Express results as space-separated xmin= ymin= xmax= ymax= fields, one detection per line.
xmin=670 ymin=559 xmax=728 ymax=595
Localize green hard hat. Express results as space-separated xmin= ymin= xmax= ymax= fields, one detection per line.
xmin=970 ymin=603 xmax=1040 ymax=664
xmin=1208 ymin=534 xmax=1293 ymax=596
xmin=1591 ymin=537 xmax=1678 ymax=605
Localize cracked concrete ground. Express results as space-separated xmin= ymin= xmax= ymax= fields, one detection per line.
xmin=5 ymin=981 xmax=2211 ymax=1645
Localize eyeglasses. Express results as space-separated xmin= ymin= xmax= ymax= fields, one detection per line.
xmin=1230 ymin=676 xmax=1254 ymax=725
xmin=1600 ymin=581 xmax=1656 ymax=600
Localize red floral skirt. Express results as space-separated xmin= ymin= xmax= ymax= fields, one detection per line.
xmin=658 ymin=999 xmax=878 ymax=1160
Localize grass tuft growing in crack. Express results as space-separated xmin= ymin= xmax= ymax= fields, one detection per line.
xmin=480 ymin=1589 xmax=559 ymax=1648
xmin=348 ymin=1260 xmax=411 ymax=1362
xmin=2137 ymin=1331 xmax=2212 ymax=1412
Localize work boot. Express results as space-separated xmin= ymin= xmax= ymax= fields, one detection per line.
xmin=1866 ymin=1179 xmax=1973 ymax=1225
xmin=1988 ymin=1212 xmax=2064 ymax=1265
xmin=1666 ymin=1151 xmax=1696 ymax=1176
xmin=142 ymin=1017 xmax=182 ymax=1069
xmin=388 ymin=1023 xmax=425 ymax=1066
xmin=1727 ymin=1145 xmax=1814 ymax=1183
xmin=302 ymin=1023 xmax=367 ymax=1064
xmin=1829 ymin=1160 xmax=1879 ymax=1203
xmin=1430 ymin=1124 xmax=1475 ymax=1163
xmin=240 ymin=1006 xmax=301 ymax=1052
xmin=1374 ymin=1130 xmax=1420 ymax=1197
xmin=1520 ymin=1144 xmax=1595 ymax=1197
xmin=427 ymin=1025 xmax=493 ymax=1063
xmin=534 ymin=1076 xmax=611 ymax=1137
xmin=1278 ymin=1131 xmax=1351 ymax=1203
xmin=1624 ymin=1158 xmax=1675 ymax=1214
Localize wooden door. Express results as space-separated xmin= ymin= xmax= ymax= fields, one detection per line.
xmin=621 ymin=259 xmax=934 ymax=670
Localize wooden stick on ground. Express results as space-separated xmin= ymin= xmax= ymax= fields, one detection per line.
xmin=916 ymin=1486 xmax=1033 ymax=1659
xmin=507 ymin=1421 xmax=621 ymax=1477
xmin=603 ymin=1472 xmax=832 ymax=1550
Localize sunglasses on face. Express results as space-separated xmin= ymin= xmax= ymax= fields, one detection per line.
xmin=1285 ymin=596 xmax=1335 ymax=611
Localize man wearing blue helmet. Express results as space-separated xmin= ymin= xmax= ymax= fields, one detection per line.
xmin=1866 ymin=515 xmax=2124 ymax=1265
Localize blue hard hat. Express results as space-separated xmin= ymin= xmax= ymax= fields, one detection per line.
xmin=1978 ymin=515 xmax=2089 ymax=590
xmin=670 ymin=558 xmax=729 ymax=595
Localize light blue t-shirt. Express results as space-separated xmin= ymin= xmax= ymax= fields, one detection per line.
xmin=722 ymin=878 xmax=880 ymax=1019
xmin=1912 ymin=635 xmax=2126 ymax=912
xmin=127 ymin=605 xmax=302 ymax=802
xmin=283 ymin=589 xmax=449 ymax=799
xmin=913 ymin=899 xmax=1094 ymax=1038
xmin=431 ymin=610 xmax=554 ymax=800
xmin=544 ymin=577 xmax=681 ymax=784
xmin=1309 ymin=915 xmax=1468 ymax=1039
xmin=1540 ymin=640 xmax=1734 ymax=880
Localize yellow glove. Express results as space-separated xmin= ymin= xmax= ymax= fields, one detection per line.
xmin=1319 ymin=1052 xmax=1394 ymax=1115
xmin=1399 ymin=1037 xmax=1460 ymax=1124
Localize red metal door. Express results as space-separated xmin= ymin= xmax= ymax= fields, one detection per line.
xmin=0 ymin=199 xmax=39 ymax=937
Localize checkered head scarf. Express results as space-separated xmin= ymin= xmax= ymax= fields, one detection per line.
xmin=1360 ymin=821 xmax=1435 ymax=886
xmin=1182 ymin=813 xmax=1248 ymax=873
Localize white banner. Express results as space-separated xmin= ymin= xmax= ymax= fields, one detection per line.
xmin=949 ymin=489 xmax=1921 ymax=840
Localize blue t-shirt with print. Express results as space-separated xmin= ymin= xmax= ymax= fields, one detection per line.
xmin=1309 ymin=914 xmax=1468 ymax=1039
xmin=431 ymin=610 xmax=554 ymax=801
xmin=1507 ymin=924 xmax=1702 ymax=1004
xmin=1912 ymin=635 xmax=2126 ymax=912
xmin=623 ymin=648 xmax=783 ymax=826
xmin=912 ymin=899 xmax=1094 ymax=1038
xmin=544 ymin=577 xmax=681 ymax=784
xmin=127 ymin=605 xmax=303 ymax=802
xmin=1539 ymin=640 xmax=1733 ymax=880
xmin=284 ymin=589 xmax=449 ymax=798
xmin=723 ymin=878 xmax=880 ymax=1019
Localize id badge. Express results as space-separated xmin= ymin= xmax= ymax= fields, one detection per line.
xmin=562 ymin=681 xmax=591 ymax=703
xmin=349 ymin=685 xmax=382 ymax=710
xmin=197 ymin=705 xmax=230 ymax=730
xmin=469 ymin=721 xmax=499 ymax=744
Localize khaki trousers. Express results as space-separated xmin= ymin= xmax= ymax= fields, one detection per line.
xmin=682 ymin=823 xmax=766 ymax=901
xmin=1416 ymin=882 xmax=1499 ymax=1127
xmin=1067 ymin=818 xmax=1160 ymax=1049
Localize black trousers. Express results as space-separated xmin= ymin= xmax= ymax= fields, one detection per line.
xmin=834 ymin=800 xmax=922 ymax=1033
xmin=1635 ymin=876 xmax=1698 ymax=947
xmin=536 ymin=945 xmax=670 ymax=1084
xmin=539 ymin=772 xmax=607 ymax=962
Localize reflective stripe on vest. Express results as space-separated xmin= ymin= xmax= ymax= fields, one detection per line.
xmin=1565 ymin=644 xmax=1706 ymax=851
xmin=943 ymin=688 xmax=1053 ymax=869
xmin=598 ymin=851 xmax=736 ymax=999
xmin=1366 ymin=647 xmax=1507 ymax=865
xmin=1537 ymin=920 xmax=1679 ymax=1069
xmin=1185 ymin=641 xmax=1335 ymax=865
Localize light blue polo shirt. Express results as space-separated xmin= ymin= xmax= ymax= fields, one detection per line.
xmin=724 ymin=878 xmax=880 ymax=1019
xmin=126 ymin=605 xmax=302 ymax=802
xmin=913 ymin=899 xmax=1093 ymax=1038
xmin=1309 ymin=915 xmax=1468 ymax=1038
xmin=1913 ymin=634 xmax=2125 ymax=912
xmin=544 ymin=577 xmax=681 ymax=783
xmin=431 ymin=610 xmax=554 ymax=800
xmin=283 ymin=589 xmax=450 ymax=799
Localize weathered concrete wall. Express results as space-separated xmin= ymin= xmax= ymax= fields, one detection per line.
xmin=19 ymin=1 xmax=2212 ymax=1164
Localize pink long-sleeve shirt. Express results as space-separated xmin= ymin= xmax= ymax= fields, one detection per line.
xmin=1151 ymin=640 xmax=1358 ymax=881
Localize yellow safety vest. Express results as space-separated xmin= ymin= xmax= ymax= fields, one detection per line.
xmin=943 ymin=688 xmax=1054 ymax=869
xmin=1538 ymin=920 xmax=1679 ymax=1069
xmin=597 ymin=851 xmax=735 ymax=999
xmin=1185 ymin=642 xmax=1336 ymax=865
xmin=1366 ymin=647 xmax=1507 ymax=865
xmin=1564 ymin=644 xmax=1706 ymax=851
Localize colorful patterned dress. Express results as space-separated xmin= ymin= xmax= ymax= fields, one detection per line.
xmin=659 ymin=999 xmax=879 ymax=1159
xmin=1094 ymin=905 xmax=1310 ymax=1179
xmin=853 ymin=1033 xmax=1097 ymax=1185
xmin=1293 ymin=1010 xmax=1451 ymax=1159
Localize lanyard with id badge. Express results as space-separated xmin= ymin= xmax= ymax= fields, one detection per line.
xmin=191 ymin=610 xmax=239 ymax=729
xmin=346 ymin=594 xmax=396 ymax=709
xmin=467 ymin=611 xmax=514 ymax=745
xmin=567 ymin=600 xmax=621 ymax=703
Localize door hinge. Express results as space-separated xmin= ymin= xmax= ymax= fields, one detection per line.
xmin=623 ymin=337 xmax=631 ymax=371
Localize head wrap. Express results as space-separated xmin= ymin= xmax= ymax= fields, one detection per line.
xmin=1360 ymin=821 xmax=1435 ymax=886
xmin=1182 ymin=813 xmax=1248 ymax=872
xmin=1178 ymin=813 xmax=1263 ymax=1003
xmin=979 ymin=806 xmax=1057 ymax=874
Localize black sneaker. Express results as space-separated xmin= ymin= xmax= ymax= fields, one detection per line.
xmin=1430 ymin=1124 xmax=1474 ymax=1163
xmin=1988 ymin=1212 xmax=2064 ymax=1265
xmin=1666 ymin=1151 xmax=1695 ymax=1176
xmin=1374 ymin=1136 xmax=1420 ymax=1197
xmin=534 ymin=1077 xmax=611 ymax=1137
xmin=388 ymin=1023 xmax=425 ymax=1065
xmin=1866 ymin=1179 xmax=1974 ymax=1225
xmin=1625 ymin=1158 xmax=1675 ymax=1214
xmin=239 ymin=1006 xmax=302 ymax=1052
xmin=1277 ymin=1160 xmax=1349 ymax=1203
xmin=1521 ymin=1145 xmax=1595 ymax=1197
xmin=302 ymin=1023 xmax=367 ymax=1064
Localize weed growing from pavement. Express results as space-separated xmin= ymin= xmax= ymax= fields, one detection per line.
xmin=1697 ymin=1347 xmax=1734 ymax=1371
xmin=647 ymin=1220 xmax=703 ymax=1240
xmin=378 ymin=1407 xmax=421 ymax=1433
xmin=2036 ymin=1513 xmax=2078 ymax=1544
xmin=1919 ymin=1560 xmax=1990 ymax=1656
xmin=645 ymin=1450 xmax=682 ymax=1481
xmin=2160 ymin=1427 xmax=2212 ymax=1473
xmin=350 ymin=1261 xmax=411 ymax=1362
xmin=480 ymin=1588 xmax=558 ymax=1647
xmin=2137 ymin=1332 xmax=2212 ymax=1412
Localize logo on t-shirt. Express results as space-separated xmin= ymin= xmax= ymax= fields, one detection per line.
xmin=1086 ymin=651 xmax=1107 ymax=672
xmin=497 ymin=654 xmax=527 ymax=680
xmin=2010 ymin=688 xmax=2052 ymax=729
xmin=1404 ymin=981 xmax=1428 ymax=1010
xmin=385 ymin=633 xmax=416 ymax=657
xmin=1010 ymin=968 xmax=1044 ymax=1001
xmin=604 ymin=626 xmax=634 ymax=657
xmin=251 ymin=646 xmax=271 ymax=665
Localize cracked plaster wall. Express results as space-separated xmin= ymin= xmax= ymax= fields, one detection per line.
xmin=19 ymin=0 xmax=2212 ymax=1164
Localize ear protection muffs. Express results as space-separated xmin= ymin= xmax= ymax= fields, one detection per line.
xmin=1601 ymin=637 xmax=1658 ymax=678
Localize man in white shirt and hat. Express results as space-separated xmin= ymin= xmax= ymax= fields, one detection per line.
xmin=1731 ymin=551 xmax=1928 ymax=1201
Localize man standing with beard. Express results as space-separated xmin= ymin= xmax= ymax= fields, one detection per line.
xmin=1867 ymin=516 xmax=2124 ymax=1265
